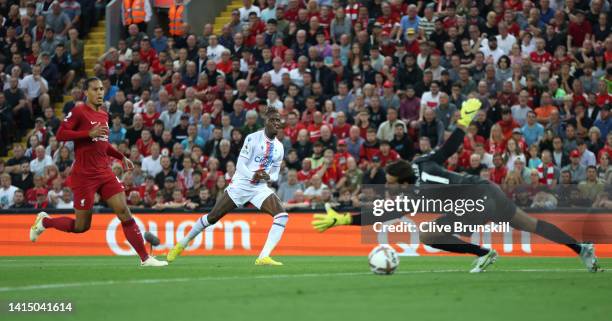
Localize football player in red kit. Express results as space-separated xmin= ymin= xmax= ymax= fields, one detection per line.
xmin=29 ymin=78 xmax=167 ymax=267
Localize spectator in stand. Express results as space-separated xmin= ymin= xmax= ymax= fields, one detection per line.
xmin=1 ymin=0 xmax=610 ymax=210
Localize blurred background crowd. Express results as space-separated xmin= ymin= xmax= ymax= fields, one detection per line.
xmin=0 ymin=0 xmax=611 ymax=211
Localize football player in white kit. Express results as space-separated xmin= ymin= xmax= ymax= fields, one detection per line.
xmin=167 ymin=107 xmax=289 ymax=265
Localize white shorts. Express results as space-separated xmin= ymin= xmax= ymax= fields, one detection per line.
xmin=226 ymin=181 xmax=275 ymax=209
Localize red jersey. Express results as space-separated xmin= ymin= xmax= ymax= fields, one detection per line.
xmin=284 ymin=123 xmax=306 ymax=144
xmin=136 ymin=138 xmax=154 ymax=157
xmin=497 ymin=119 xmax=520 ymax=139
xmin=308 ymin=123 xmax=323 ymax=142
xmin=271 ymin=45 xmax=288 ymax=59
xmin=217 ymin=60 xmax=233 ymax=74
xmin=376 ymin=16 xmax=399 ymax=34
xmin=56 ymin=103 xmax=124 ymax=178
xmin=596 ymin=93 xmax=612 ymax=106
xmin=139 ymin=48 xmax=158 ymax=65
xmin=320 ymin=164 xmax=340 ymax=186
xmin=530 ymin=51 xmax=552 ymax=65
xmin=297 ymin=168 xmax=315 ymax=182
xmin=333 ymin=151 xmax=351 ymax=172
xmin=332 ymin=123 xmax=351 ymax=139
xmin=489 ymin=166 xmax=508 ymax=184
xmin=141 ymin=112 xmax=160 ymax=128
xmin=375 ymin=150 xmax=400 ymax=167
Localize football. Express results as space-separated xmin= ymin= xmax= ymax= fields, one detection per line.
xmin=368 ymin=245 xmax=400 ymax=275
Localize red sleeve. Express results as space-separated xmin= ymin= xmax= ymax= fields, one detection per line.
xmin=56 ymin=107 xmax=90 ymax=141
xmin=106 ymin=144 xmax=125 ymax=161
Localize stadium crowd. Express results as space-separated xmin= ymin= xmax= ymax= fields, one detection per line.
xmin=0 ymin=0 xmax=611 ymax=212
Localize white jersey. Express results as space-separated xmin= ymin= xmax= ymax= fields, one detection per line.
xmin=232 ymin=130 xmax=284 ymax=186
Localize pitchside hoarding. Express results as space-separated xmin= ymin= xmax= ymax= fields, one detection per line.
xmin=1 ymin=212 xmax=611 ymax=257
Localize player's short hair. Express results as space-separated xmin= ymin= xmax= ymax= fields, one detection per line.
xmin=385 ymin=160 xmax=414 ymax=184
xmin=265 ymin=106 xmax=280 ymax=117
xmin=84 ymin=77 xmax=101 ymax=90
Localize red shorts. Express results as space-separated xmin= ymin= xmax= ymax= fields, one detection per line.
xmin=67 ymin=172 xmax=125 ymax=210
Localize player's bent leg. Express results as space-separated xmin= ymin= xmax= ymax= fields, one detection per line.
xmin=168 ymin=192 xmax=238 ymax=262
xmin=419 ymin=229 xmax=497 ymax=273
xmin=255 ymin=194 xmax=288 ymax=266
xmin=106 ymin=191 xmax=166 ymax=267
xmin=510 ymin=208 xmax=600 ymax=272
xmin=73 ymin=210 xmax=93 ymax=233
xmin=31 ymin=210 xmax=93 ymax=241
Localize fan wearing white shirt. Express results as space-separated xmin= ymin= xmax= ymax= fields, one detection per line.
xmin=30 ymin=146 xmax=53 ymax=177
xmin=266 ymin=57 xmax=289 ymax=86
xmin=420 ymin=81 xmax=442 ymax=118
xmin=206 ymin=35 xmax=227 ymax=63
xmin=238 ymin=0 xmax=260 ymax=22
xmin=141 ymin=143 xmax=163 ymax=177
xmin=0 ymin=173 xmax=18 ymax=209
xmin=19 ymin=64 xmax=48 ymax=101
xmin=266 ymin=87 xmax=284 ymax=111
xmin=480 ymin=36 xmax=505 ymax=64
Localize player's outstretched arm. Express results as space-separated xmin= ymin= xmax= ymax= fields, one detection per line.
xmin=428 ymin=98 xmax=482 ymax=164
xmin=312 ymin=204 xmax=355 ymax=232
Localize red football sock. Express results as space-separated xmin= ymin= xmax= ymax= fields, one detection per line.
xmin=121 ymin=218 xmax=149 ymax=261
xmin=42 ymin=217 xmax=75 ymax=232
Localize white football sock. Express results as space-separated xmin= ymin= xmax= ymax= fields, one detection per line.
xmin=179 ymin=214 xmax=211 ymax=247
xmin=258 ymin=213 xmax=289 ymax=259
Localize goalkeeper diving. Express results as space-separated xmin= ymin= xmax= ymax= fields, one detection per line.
xmin=313 ymin=96 xmax=601 ymax=273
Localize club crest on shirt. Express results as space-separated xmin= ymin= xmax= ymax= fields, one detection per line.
xmin=91 ymin=121 xmax=109 ymax=142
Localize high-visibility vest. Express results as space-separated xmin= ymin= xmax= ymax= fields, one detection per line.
xmin=168 ymin=5 xmax=185 ymax=36
xmin=154 ymin=0 xmax=173 ymax=8
xmin=124 ymin=0 xmax=146 ymax=25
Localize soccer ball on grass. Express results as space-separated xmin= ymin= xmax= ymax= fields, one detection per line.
xmin=368 ymin=245 xmax=399 ymax=275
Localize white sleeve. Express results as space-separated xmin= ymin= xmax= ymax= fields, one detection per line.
xmin=239 ymin=134 xmax=253 ymax=160
xmin=237 ymin=135 xmax=253 ymax=178
xmin=269 ymin=143 xmax=283 ymax=182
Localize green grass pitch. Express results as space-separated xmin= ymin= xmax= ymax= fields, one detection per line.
xmin=0 ymin=256 xmax=610 ymax=321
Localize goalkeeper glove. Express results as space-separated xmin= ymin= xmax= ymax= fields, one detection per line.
xmin=311 ymin=203 xmax=353 ymax=232
xmin=457 ymin=98 xmax=482 ymax=127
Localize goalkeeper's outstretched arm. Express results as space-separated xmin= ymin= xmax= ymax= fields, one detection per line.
xmin=312 ymin=204 xmax=408 ymax=232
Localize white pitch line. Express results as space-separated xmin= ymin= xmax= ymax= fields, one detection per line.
xmin=0 ymin=268 xmax=592 ymax=293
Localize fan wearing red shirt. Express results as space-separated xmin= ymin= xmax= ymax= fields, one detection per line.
xmin=375 ymin=141 xmax=400 ymax=166
xmin=216 ymin=50 xmax=234 ymax=74
xmin=489 ymin=153 xmax=508 ymax=184
xmin=138 ymin=38 xmax=158 ymax=65
xmin=317 ymin=150 xmax=341 ymax=187
xmin=30 ymin=78 xmax=164 ymax=266
xmin=141 ymin=103 xmax=160 ymax=128
xmin=376 ymin=2 xmax=400 ymax=35
xmin=496 ymin=109 xmax=520 ymax=140
xmin=529 ymin=38 xmax=552 ymax=69
xmin=332 ymin=112 xmax=351 ymax=139
xmin=596 ymin=81 xmax=611 ymax=106
xmin=567 ymin=10 xmax=592 ymax=48
xmin=283 ymin=0 xmax=301 ymax=22
xmin=136 ymin=129 xmax=154 ymax=157
xmin=271 ymin=38 xmax=288 ymax=59
xmin=333 ymin=140 xmax=351 ymax=172
xmin=297 ymin=158 xmax=316 ymax=182
xmin=307 ymin=112 xmax=325 ymax=142
xmin=301 ymin=97 xmax=318 ymax=124
xmin=284 ymin=111 xmax=305 ymax=144
xmin=165 ymin=72 xmax=186 ymax=101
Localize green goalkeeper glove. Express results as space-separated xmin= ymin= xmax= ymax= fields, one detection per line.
xmin=457 ymin=98 xmax=482 ymax=127
xmin=312 ymin=203 xmax=353 ymax=232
